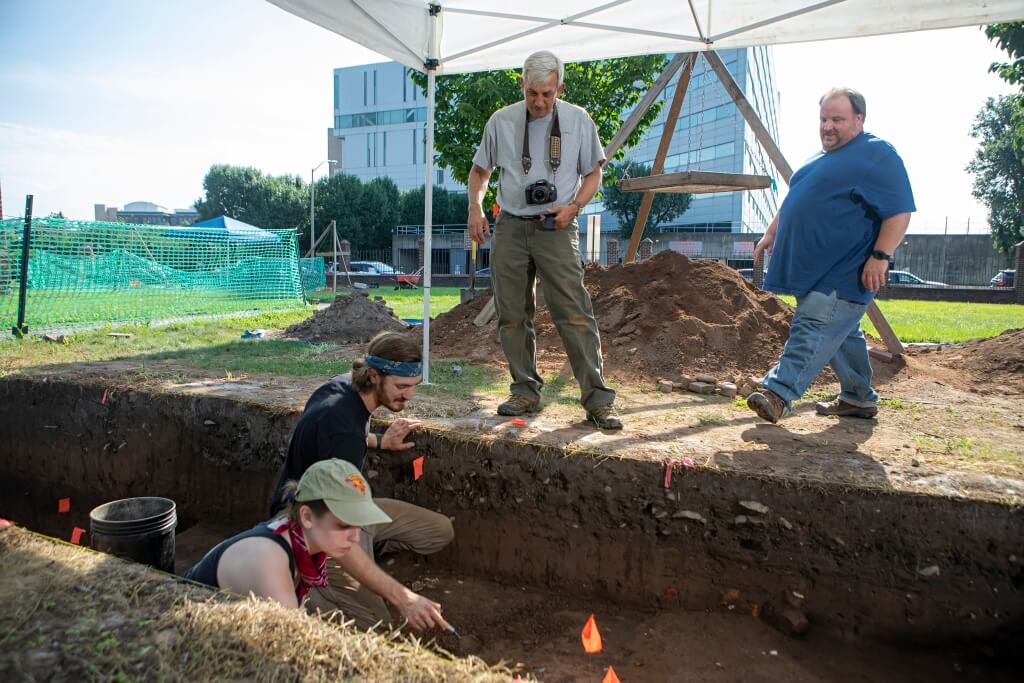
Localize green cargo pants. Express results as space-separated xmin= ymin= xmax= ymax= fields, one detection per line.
xmin=490 ymin=212 xmax=615 ymax=411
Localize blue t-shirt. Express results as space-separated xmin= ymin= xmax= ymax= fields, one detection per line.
xmin=764 ymin=132 xmax=915 ymax=304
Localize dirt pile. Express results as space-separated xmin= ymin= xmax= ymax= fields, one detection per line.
xmin=427 ymin=250 xmax=793 ymax=380
xmin=927 ymin=327 xmax=1024 ymax=391
xmin=286 ymin=293 xmax=408 ymax=343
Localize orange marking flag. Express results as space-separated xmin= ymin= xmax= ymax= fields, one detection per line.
xmin=581 ymin=613 xmax=603 ymax=653
xmin=602 ymin=666 xmax=621 ymax=683
xmin=58 ymin=498 xmax=71 ymax=513
xmin=412 ymin=456 xmax=425 ymax=481
xmin=70 ymin=527 xmax=85 ymax=545
xmin=510 ymin=418 xmax=527 ymax=426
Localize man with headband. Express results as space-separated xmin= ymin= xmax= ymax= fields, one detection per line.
xmin=269 ymin=331 xmax=453 ymax=632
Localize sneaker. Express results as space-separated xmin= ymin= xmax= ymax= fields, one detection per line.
xmin=815 ymin=398 xmax=878 ymax=419
xmin=747 ymin=389 xmax=788 ymax=424
xmin=497 ymin=394 xmax=543 ymax=416
xmin=587 ymin=404 xmax=624 ymax=430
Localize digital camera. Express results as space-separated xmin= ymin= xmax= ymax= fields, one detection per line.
xmin=525 ymin=179 xmax=557 ymax=205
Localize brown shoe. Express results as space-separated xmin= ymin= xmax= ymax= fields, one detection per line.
xmin=497 ymin=394 xmax=543 ymax=416
xmin=815 ymin=398 xmax=877 ymax=419
xmin=587 ymin=404 xmax=623 ymax=430
xmin=747 ymin=389 xmax=789 ymax=424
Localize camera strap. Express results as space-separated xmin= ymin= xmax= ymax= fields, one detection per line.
xmin=521 ymin=101 xmax=561 ymax=174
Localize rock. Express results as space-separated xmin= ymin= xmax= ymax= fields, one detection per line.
xmin=628 ymin=347 xmax=638 ymax=354
xmin=688 ymin=381 xmax=716 ymax=395
xmin=619 ymin=323 xmax=637 ymax=336
xmin=762 ymin=593 xmax=810 ymax=637
xmin=671 ymin=381 xmax=688 ymax=391
xmin=738 ymin=382 xmax=756 ymax=398
xmin=695 ymin=373 xmax=718 ymax=384
xmin=778 ymin=516 xmax=793 ymax=530
xmin=43 ymin=334 xmax=66 ymax=343
xmin=673 ymin=510 xmax=706 ymax=524
xmin=739 ymin=500 xmax=769 ymax=514
xmin=203 ymin=419 xmax=217 ymax=426
xmin=748 ymin=375 xmax=764 ymax=388
xmin=657 ymin=379 xmax=674 ymax=393
xmin=918 ymin=565 xmax=941 ymax=578
xmin=721 ymin=375 xmax=736 ymax=385
xmin=717 ymin=382 xmax=738 ymax=398
xmin=155 ymin=628 xmax=180 ymax=650
xmin=451 ymin=364 xmax=463 ymax=376
xmin=911 ymin=458 xmax=921 ymax=467
xmin=612 ymin=337 xmax=628 ymax=346
xmin=626 ymin=310 xmax=642 ymax=321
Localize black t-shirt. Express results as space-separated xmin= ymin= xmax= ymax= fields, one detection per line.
xmin=269 ymin=373 xmax=370 ymax=515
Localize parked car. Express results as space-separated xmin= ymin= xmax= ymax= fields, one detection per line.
xmin=990 ymin=269 xmax=1016 ymax=288
xmin=328 ymin=260 xmax=404 ymax=276
xmin=887 ymin=270 xmax=947 ymax=287
xmin=475 ymin=266 xmax=491 ymax=276
xmin=736 ymin=268 xmax=753 ymax=281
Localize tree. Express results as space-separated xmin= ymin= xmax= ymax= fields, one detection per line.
xmin=601 ymin=160 xmax=692 ymax=240
xmin=314 ymin=173 xmax=400 ymax=250
xmin=967 ymin=23 xmax=1024 ymax=252
xmin=194 ymin=165 xmax=307 ymax=236
xmin=986 ymin=23 xmax=1024 ymax=87
xmin=409 ymin=55 xmax=670 ymax=204
xmin=967 ymin=95 xmax=1024 ymax=252
xmin=399 ymin=185 xmax=469 ymax=226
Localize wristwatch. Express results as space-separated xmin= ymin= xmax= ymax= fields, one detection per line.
xmin=870 ymin=249 xmax=892 ymax=261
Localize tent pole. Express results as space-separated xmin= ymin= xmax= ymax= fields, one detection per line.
xmin=422 ymin=67 xmax=436 ymax=383
xmin=604 ymin=52 xmax=689 ymax=160
xmin=624 ymin=53 xmax=696 ymax=264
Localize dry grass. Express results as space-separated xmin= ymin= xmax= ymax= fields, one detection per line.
xmin=0 ymin=526 xmax=519 ymax=682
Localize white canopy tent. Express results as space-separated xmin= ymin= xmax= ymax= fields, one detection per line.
xmin=268 ymin=0 xmax=1024 ymax=380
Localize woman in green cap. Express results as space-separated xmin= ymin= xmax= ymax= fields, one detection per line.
xmin=183 ymin=459 xmax=395 ymax=609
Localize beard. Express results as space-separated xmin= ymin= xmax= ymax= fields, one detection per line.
xmin=375 ymin=382 xmax=406 ymax=412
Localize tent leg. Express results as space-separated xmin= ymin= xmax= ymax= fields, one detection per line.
xmin=421 ymin=68 xmax=436 ymax=383
xmin=604 ymin=52 xmax=691 ymax=160
xmin=624 ymin=54 xmax=696 ymax=264
xmin=702 ymin=50 xmax=903 ymax=356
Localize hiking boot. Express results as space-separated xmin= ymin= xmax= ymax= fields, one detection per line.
xmin=747 ymin=389 xmax=788 ymax=424
xmin=587 ymin=404 xmax=624 ymax=430
xmin=815 ymin=398 xmax=878 ymax=419
xmin=497 ymin=394 xmax=542 ymax=416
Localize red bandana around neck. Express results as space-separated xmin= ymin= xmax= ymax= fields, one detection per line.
xmin=273 ymin=517 xmax=328 ymax=601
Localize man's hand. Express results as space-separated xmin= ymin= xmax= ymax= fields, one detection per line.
xmin=753 ymin=233 xmax=773 ymax=262
xmin=550 ymin=204 xmax=578 ymax=230
xmin=468 ymin=209 xmax=491 ymax=244
xmin=861 ymin=256 xmax=889 ymax=292
xmin=396 ymin=588 xmax=446 ymax=631
xmin=380 ymin=418 xmax=421 ymax=451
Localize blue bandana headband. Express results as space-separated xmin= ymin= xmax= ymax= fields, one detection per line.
xmin=365 ymin=355 xmax=422 ymax=377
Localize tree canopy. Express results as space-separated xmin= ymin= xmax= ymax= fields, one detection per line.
xmin=410 ymin=55 xmax=670 ymax=205
xmin=194 ymin=165 xmax=307 ymax=234
xmin=601 ymin=160 xmax=692 ymax=240
xmin=968 ymin=23 xmax=1024 ymax=252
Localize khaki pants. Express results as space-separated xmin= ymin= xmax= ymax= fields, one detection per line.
xmin=304 ymin=498 xmax=453 ymax=630
xmin=490 ymin=212 xmax=615 ymax=411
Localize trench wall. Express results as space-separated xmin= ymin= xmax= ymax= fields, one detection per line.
xmin=2 ymin=375 xmax=1021 ymax=644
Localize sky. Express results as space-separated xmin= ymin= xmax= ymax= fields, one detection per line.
xmin=0 ymin=1 xmax=1017 ymax=234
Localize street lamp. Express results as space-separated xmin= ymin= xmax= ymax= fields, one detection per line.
xmin=310 ymin=159 xmax=336 ymax=258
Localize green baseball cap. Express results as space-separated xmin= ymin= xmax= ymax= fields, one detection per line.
xmin=296 ymin=460 xmax=391 ymax=527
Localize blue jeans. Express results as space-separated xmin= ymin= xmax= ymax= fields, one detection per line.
xmin=763 ymin=289 xmax=878 ymax=411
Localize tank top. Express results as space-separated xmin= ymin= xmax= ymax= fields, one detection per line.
xmin=183 ymin=521 xmax=296 ymax=589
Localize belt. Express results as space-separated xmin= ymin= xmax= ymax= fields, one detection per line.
xmin=500 ymin=211 xmax=546 ymax=221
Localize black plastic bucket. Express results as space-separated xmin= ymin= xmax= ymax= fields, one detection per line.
xmin=89 ymin=497 xmax=177 ymax=572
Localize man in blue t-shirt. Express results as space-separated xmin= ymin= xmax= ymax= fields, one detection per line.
xmin=747 ymin=87 xmax=915 ymax=423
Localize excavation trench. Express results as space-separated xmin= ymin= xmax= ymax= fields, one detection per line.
xmin=2 ymin=375 xmax=1021 ymax=680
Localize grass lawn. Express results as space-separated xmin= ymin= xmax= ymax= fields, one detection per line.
xmin=775 ymin=296 xmax=1021 ymax=343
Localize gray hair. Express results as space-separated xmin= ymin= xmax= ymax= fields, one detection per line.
xmin=523 ymin=51 xmax=563 ymax=88
xmin=820 ymin=87 xmax=866 ymax=118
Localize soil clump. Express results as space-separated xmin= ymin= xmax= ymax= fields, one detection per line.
xmin=427 ymin=250 xmax=794 ymax=381
xmin=286 ymin=292 xmax=408 ymax=343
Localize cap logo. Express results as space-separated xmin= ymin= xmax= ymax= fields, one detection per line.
xmin=345 ymin=474 xmax=367 ymax=496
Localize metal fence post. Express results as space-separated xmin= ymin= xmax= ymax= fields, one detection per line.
xmin=1015 ymin=240 xmax=1024 ymax=305
xmin=12 ymin=195 xmax=33 ymax=337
